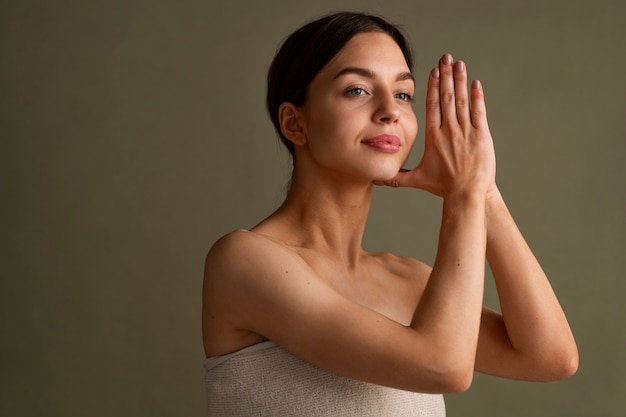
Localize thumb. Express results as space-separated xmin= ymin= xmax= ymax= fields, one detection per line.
xmin=374 ymin=168 xmax=420 ymax=188
xmin=375 ymin=165 xmax=442 ymax=195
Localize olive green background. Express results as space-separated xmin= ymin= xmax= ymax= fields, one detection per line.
xmin=1 ymin=0 xmax=624 ymax=415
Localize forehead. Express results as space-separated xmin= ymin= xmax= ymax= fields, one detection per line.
xmin=323 ymin=32 xmax=410 ymax=75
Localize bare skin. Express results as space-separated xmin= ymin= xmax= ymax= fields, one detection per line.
xmin=203 ymin=33 xmax=578 ymax=394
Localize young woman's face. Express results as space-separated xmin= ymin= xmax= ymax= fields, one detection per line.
xmin=296 ymin=32 xmax=418 ymax=183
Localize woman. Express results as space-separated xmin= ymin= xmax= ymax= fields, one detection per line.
xmin=202 ymin=11 xmax=578 ymax=416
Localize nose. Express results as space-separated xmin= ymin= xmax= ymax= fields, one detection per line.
xmin=374 ymin=94 xmax=400 ymax=124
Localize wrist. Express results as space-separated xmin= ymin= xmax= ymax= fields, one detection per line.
xmin=485 ymin=186 xmax=507 ymax=216
xmin=485 ymin=184 xmax=502 ymax=202
xmin=442 ymin=190 xmax=487 ymax=214
xmin=443 ymin=187 xmax=487 ymax=205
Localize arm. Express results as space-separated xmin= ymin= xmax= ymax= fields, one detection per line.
xmin=380 ymin=55 xmax=577 ymax=382
xmin=409 ymin=192 xmax=486 ymax=391
xmin=474 ymin=188 xmax=578 ymax=380
xmin=205 ymin=211 xmax=485 ymax=394
xmin=406 ymin=54 xmax=494 ymax=391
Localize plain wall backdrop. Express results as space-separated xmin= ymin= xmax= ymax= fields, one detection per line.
xmin=1 ymin=0 xmax=625 ymax=415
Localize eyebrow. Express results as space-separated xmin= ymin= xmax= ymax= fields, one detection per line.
xmin=333 ymin=66 xmax=414 ymax=82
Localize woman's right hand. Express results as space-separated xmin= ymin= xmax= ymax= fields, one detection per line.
xmin=382 ymin=53 xmax=496 ymax=199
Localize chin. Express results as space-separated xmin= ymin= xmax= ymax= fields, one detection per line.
xmin=374 ymin=163 xmax=404 ymax=181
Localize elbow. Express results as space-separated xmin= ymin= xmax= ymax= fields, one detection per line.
xmin=535 ymin=344 xmax=579 ymax=382
xmin=552 ymin=348 xmax=579 ymax=380
xmin=428 ymin=363 xmax=475 ymax=393
xmin=441 ymin=368 xmax=474 ymax=393
xmin=404 ymin=358 xmax=475 ymax=393
xmin=549 ymin=338 xmax=579 ymax=381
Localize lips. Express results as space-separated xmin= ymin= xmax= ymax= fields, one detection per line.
xmin=361 ymin=134 xmax=401 ymax=153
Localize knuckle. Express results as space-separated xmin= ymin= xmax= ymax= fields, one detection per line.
xmin=471 ymin=108 xmax=486 ymax=124
xmin=441 ymin=91 xmax=455 ymax=104
xmin=441 ymin=122 xmax=460 ymax=139
xmin=426 ymin=98 xmax=439 ymax=111
xmin=475 ymin=110 xmax=486 ymax=121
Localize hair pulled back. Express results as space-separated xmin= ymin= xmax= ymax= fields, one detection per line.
xmin=266 ymin=12 xmax=413 ymax=165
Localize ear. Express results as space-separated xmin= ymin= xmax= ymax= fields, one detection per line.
xmin=278 ymin=102 xmax=307 ymax=146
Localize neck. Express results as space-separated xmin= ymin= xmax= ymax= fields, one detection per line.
xmin=258 ymin=169 xmax=374 ymax=269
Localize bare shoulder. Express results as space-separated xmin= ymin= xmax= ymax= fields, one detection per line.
xmin=202 ymin=229 xmax=308 ymax=355
xmin=205 ymin=229 xmax=295 ymax=273
xmin=203 ymin=228 xmax=303 ymax=306
xmin=206 ymin=228 xmax=270 ymax=260
xmin=205 ymin=230 xmax=253 ymax=289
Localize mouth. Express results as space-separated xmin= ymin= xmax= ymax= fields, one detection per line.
xmin=361 ymin=134 xmax=401 ymax=153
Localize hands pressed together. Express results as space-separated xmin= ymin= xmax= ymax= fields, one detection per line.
xmin=381 ymin=53 xmax=497 ymax=199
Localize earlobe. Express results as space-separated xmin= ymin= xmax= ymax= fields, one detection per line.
xmin=278 ymin=103 xmax=307 ymax=146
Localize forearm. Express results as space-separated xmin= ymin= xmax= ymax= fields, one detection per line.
xmin=485 ymin=188 xmax=577 ymax=369
xmin=412 ymin=192 xmax=487 ymax=363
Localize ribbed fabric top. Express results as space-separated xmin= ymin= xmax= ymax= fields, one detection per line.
xmin=204 ymin=341 xmax=445 ymax=417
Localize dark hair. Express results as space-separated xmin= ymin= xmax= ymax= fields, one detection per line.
xmin=266 ymin=12 xmax=413 ymax=165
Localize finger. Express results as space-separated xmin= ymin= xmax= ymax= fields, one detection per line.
xmin=438 ymin=53 xmax=456 ymax=126
xmin=470 ymin=80 xmax=489 ymax=129
xmin=425 ymin=67 xmax=441 ymax=129
xmin=374 ymin=169 xmax=414 ymax=188
xmin=453 ymin=60 xmax=470 ymax=127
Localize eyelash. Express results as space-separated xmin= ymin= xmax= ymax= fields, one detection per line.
xmin=345 ymin=87 xmax=413 ymax=103
xmin=396 ymin=92 xmax=413 ymax=102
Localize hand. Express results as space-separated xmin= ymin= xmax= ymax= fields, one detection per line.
xmin=379 ymin=54 xmax=496 ymax=198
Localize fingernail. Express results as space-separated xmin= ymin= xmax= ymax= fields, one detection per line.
xmin=454 ymin=60 xmax=464 ymax=72
xmin=442 ymin=53 xmax=453 ymax=65
xmin=472 ymin=80 xmax=482 ymax=89
xmin=430 ymin=67 xmax=440 ymax=78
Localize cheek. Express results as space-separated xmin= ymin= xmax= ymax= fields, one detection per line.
xmin=306 ymin=106 xmax=352 ymax=144
xmin=404 ymin=113 xmax=419 ymax=147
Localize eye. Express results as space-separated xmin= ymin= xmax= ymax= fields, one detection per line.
xmin=395 ymin=92 xmax=414 ymax=102
xmin=346 ymin=87 xmax=367 ymax=97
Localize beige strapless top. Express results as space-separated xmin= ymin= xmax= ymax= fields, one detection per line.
xmin=204 ymin=341 xmax=445 ymax=416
